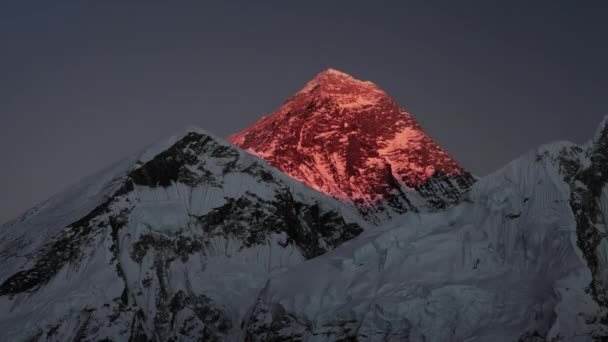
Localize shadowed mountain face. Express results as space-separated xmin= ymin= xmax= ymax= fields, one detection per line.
xmin=229 ymin=69 xmax=474 ymax=218
xmin=0 ymin=129 xmax=364 ymax=341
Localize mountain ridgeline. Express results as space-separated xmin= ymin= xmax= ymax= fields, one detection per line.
xmin=1 ymin=69 xmax=607 ymax=341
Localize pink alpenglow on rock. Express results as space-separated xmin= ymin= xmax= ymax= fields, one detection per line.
xmin=229 ymin=69 xmax=474 ymax=217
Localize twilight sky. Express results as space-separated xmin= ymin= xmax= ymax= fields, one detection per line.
xmin=1 ymin=1 xmax=607 ymax=223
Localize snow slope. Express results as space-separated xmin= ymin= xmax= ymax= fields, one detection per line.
xmin=2 ymin=121 xmax=608 ymax=340
xmin=0 ymin=128 xmax=366 ymax=341
xmin=243 ymin=120 xmax=608 ymax=341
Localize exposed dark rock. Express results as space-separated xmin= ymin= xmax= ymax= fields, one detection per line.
xmin=192 ymin=191 xmax=363 ymax=259
xmin=415 ymin=171 xmax=475 ymax=210
xmin=130 ymin=133 xmax=212 ymax=187
xmin=0 ymin=183 xmax=133 ymax=296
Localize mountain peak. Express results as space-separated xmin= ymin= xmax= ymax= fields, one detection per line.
xmin=309 ymin=68 xmax=366 ymax=84
xmin=302 ymin=68 xmax=379 ymax=90
xmin=229 ymin=70 xmax=473 ymax=216
xmin=317 ymin=68 xmax=352 ymax=77
xmin=287 ymin=69 xmax=388 ymax=113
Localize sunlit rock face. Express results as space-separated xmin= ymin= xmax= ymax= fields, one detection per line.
xmin=230 ymin=69 xmax=474 ymax=218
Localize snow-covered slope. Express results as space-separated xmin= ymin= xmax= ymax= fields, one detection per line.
xmin=229 ymin=69 xmax=474 ymax=219
xmin=243 ymin=119 xmax=608 ymax=341
xmin=0 ymin=128 xmax=365 ymax=341
xmin=1 ymin=70 xmax=607 ymax=341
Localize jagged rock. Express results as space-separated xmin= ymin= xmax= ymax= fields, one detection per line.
xmin=230 ymin=69 xmax=474 ymax=219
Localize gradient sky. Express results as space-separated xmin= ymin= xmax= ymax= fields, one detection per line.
xmin=1 ymin=1 xmax=607 ymax=223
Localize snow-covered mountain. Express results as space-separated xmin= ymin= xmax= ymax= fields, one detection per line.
xmin=243 ymin=118 xmax=608 ymax=341
xmin=1 ymin=69 xmax=607 ymax=341
xmin=0 ymin=129 xmax=365 ymax=341
xmin=229 ymin=69 xmax=474 ymax=219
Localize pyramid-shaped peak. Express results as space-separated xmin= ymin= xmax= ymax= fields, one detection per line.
xmin=229 ymin=69 xmax=473 ymax=215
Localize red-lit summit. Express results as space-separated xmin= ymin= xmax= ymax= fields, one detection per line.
xmin=230 ymin=69 xmax=473 ymax=215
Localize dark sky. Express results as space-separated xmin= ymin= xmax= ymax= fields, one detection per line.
xmin=1 ymin=1 xmax=607 ymax=223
